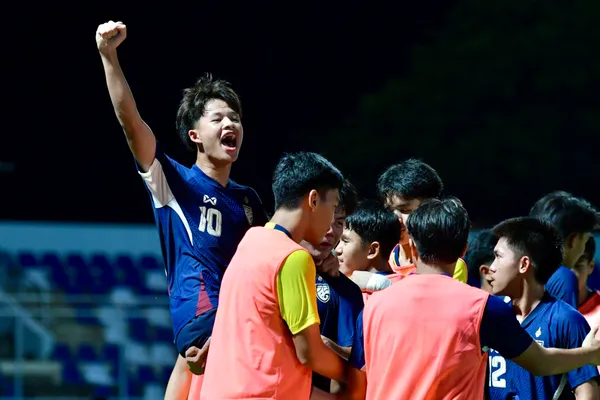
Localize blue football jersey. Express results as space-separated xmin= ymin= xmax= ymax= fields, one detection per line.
xmin=489 ymin=293 xmax=598 ymax=400
xmin=313 ymin=273 xmax=364 ymax=392
xmin=138 ymin=143 xmax=267 ymax=337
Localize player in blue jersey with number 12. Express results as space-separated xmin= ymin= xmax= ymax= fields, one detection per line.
xmin=487 ymin=217 xmax=599 ymax=400
xmin=96 ymin=20 xmax=268 ymax=400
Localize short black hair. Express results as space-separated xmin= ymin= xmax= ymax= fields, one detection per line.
xmin=175 ymin=73 xmax=242 ymax=151
xmin=492 ymin=217 xmax=564 ymax=285
xmin=464 ymin=230 xmax=498 ymax=284
xmin=272 ymin=152 xmax=344 ymax=210
xmin=346 ymin=200 xmax=401 ymax=259
xmin=406 ymin=197 xmax=470 ymax=264
xmin=581 ymin=236 xmax=597 ymax=263
xmin=339 ymin=179 xmax=359 ymax=216
xmin=377 ymin=159 xmax=443 ymax=201
xmin=529 ymin=191 xmax=599 ymax=240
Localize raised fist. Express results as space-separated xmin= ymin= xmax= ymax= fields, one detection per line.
xmin=96 ymin=20 xmax=127 ymax=55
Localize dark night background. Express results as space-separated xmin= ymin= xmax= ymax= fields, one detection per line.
xmin=3 ymin=1 xmax=600 ymax=227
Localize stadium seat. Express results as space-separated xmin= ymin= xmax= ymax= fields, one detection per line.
xmin=52 ymin=343 xmax=72 ymax=361
xmin=18 ymin=252 xmax=37 ymax=268
xmin=139 ymin=255 xmax=161 ymax=270
xmin=137 ymin=366 xmax=155 ymax=383
xmin=77 ymin=343 xmax=97 ymax=361
xmin=62 ymin=362 xmax=83 ymax=384
xmin=154 ymin=326 xmax=173 ymax=342
xmin=129 ymin=318 xmax=150 ymax=342
xmin=0 ymin=376 xmax=15 ymax=396
xmin=66 ymin=253 xmax=87 ymax=270
xmin=101 ymin=343 xmax=120 ymax=366
xmin=93 ymin=385 xmax=113 ymax=398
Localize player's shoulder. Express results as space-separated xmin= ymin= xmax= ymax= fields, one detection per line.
xmin=284 ymin=249 xmax=315 ymax=269
xmin=549 ymin=296 xmax=587 ymax=322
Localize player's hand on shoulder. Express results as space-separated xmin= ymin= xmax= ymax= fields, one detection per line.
xmin=319 ymin=253 xmax=340 ymax=277
xmin=96 ymin=20 xmax=127 ymax=55
xmin=583 ymin=326 xmax=600 ymax=364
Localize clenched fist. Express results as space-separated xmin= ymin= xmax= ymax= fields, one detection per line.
xmin=96 ymin=20 xmax=127 ymax=55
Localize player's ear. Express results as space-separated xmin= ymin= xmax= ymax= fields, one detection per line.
xmin=565 ymin=233 xmax=578 ymax=249
xmin=367 ymin=241 xmax=380 ymax=260
xmin=188 ymin=129 xmax=202 ymax=145
xmin=519 ymin=255 xmax=531 ymax=274
xmin=307 ymin=190 xmax=319 ymax=211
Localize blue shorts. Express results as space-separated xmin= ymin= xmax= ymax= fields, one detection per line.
xmin=175 ymin=308 xmax=217 ymax=357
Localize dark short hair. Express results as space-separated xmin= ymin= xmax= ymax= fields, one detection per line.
xmin=492 ymin=217 xmax=564 ymax=285
xmin=175 ymin=73 xmax=242 ymax=151
xmin=464 ymin=229 xmax=497 ymax=285
xmin=529 ymin=191 xmax=599 ymax=240
xmin=339 ymin=179 xmax=359 ymax=216
xmin=377 ymin=159 xmax=443 ymax=201
xmin=346 ymin=200 xmax=401 ymax=259
xmin=272 ymin=152 xmax=344 ymax=210
xmin=406 ymin=197 xmax=470 ymax=264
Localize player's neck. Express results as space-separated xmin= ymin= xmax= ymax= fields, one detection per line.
xmin=195 ymin=157 xmax=232 ymax=187
xmin=269 ymin=209 xmax=307 ymax=244
xmin=511 ymin=281 xmax=545 ymax=321
xmin=415 ymin=260 xmax=455 ymax=276
xmin=368 ymin=259 xmax=393 ymax=274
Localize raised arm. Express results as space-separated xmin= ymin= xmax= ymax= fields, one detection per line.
xmin=95 ymin=21 xmax=156 ymax=171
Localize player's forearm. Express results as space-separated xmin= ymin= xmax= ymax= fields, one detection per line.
xmin=537 ymin=347 xmax=599 ymax=376
xmin=164 ymin=355 xmax=192 ymax=400
xmin=100 ymin=51 xmax=156 ymax=169
xmin=307 ymin=344 xmax=347 ymax=383
xmin=574 ymin=380 xmax=600 ymax=400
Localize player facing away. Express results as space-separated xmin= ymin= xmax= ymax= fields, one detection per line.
xmin=464 ymin=229 xmax=497 ymax=293
xmin=347 ymin=198 xmax=600 ymax=400
xmin=376 ymin=159 xmax=468 ymax=281
xmin=301 ymin=179 xmax=364 ymax=395
xmin=95 ymin=21 xmax=267 ymax=399
xmin=200 ymin=152 xmax=348 ymax=400
xmin=529 ymin=191 xmax=600 ymax=308
xmin=486 ymin=217 xmax=599 ymax=399
xmin=335 ymin=200 xmax=401 ymax=302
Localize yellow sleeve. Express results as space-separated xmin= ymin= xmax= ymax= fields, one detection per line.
xmin=277 ymin=249 xmax=320 ymax=335
xmin=453 ymin=258 xmax=468 ymax=283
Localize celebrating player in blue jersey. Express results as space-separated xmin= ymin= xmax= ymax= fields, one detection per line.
xmin=96 ymin=21 xmax=267 ymax=399
xmin=487 ymin=217 xmax=599 ymax=399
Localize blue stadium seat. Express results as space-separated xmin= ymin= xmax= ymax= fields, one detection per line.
xmin=40 ymin=253 xmax=62 ymax=268
xmin=127 ymin=379 xmax=142 ymax=397
xmin=93 ymin=385 xmax=113 ymax=398
xmin=62 ymin=362 xmax=83 ymax=384
xmin=0 ymin=376 xmax=14 ymax=396
xmin=77 ymin=344 xmax=97 ymax=361
xmin=137 ymin=366 xmax=155 ymax=383
xmin=129 ymin=318 xmax=150 ymax=342
xmin=154 ymin=326 xmax=173 ymax=343
xmin=160 ymin=366 xmax=172 ymax=384
xmin=140 ymin=255 xmax=161 ymax=270
xmin=102 ymin=344 xmax=120 ymax=366
xmin=52 ymin=343 xmax=72 ymax=361
xmin=66 ymin=253 xmax=87 ymax=270
xmin=18 ymin=252 xmax=37 ymax=268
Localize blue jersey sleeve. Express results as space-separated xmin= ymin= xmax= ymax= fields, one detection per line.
xmin=545 ymin=266 xmax=578 ymax=308
xmin=349 ymin=310 xmax=365 ymax=370
xmin=559 ymin=307 xmax=599 ymax=389
xmin=336 ymin=278 xmax=364 ymax=347
xmin=480 ymin=295 xmax=533 ymax=359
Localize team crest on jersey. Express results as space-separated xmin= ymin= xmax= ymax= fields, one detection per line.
xmin=316 ymin=283 xmax=330 ymax=303
xmin=243 ymin=205 xmax=253 ymax=225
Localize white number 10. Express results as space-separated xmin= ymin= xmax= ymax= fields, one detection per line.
xmin=199 ymin=206 xmax=222 ymax=237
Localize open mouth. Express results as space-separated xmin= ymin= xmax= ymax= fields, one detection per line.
xmin=220 ymin=133 xmax=237 ymax=150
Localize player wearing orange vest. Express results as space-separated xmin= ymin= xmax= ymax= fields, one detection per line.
xmin=200 ymin=152 xmax=347 ymax=399
xmin=347 ymin=198 xmax=600 ymax=400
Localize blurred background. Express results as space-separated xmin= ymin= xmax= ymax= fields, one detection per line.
xmin=2 ymin=0 xmax=600 ymax=398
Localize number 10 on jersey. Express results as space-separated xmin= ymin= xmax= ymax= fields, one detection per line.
xmin=199 ymin=206 xmax=223 ymax=237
